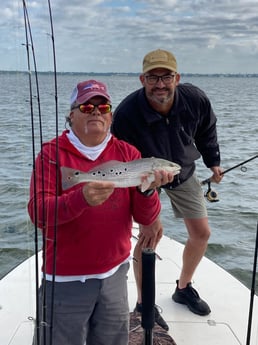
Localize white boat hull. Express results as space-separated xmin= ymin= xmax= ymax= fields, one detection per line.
xmin=0 ymin=225 xmax=257 ymax=344
xmin=129 ymin=228 xmax=258 ymax=344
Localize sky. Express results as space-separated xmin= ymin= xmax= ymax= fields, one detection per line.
xmin=1 ymin=0 xmax=258 ymax=74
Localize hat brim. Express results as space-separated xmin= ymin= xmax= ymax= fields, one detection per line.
xmin=143 ymin=64 xmax=177 ymax=74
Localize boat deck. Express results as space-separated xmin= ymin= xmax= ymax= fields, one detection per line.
xmin=0 ymin=226 xmax=258 ymax=344
xmin=128 ymin=228 xmax=258 ymax=345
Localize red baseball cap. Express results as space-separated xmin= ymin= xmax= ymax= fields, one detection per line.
xmin=70 ymin=80 xmax=111 ymax=105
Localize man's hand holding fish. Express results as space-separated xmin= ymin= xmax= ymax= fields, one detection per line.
xmin=146 ymin=169 xmax=175 ymax=190
xmin=82 ymin=181 xmax=116 ymax=206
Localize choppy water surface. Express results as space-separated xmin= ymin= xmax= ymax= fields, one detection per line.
xmin=0 ymin=72 xmax=257 ymax=290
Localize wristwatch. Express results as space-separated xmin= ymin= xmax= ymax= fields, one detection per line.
xmin=136 ymin=186 xmax=155 ymax=197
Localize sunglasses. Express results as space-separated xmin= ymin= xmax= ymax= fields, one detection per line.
xmin=73 ymin=103 xmax=112 ymax=114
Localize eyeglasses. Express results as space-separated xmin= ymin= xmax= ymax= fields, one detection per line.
xmin=73 ymin=103 xmax=112 ymax=114
xmin=144 ymin=74 xmax=176 ymax=85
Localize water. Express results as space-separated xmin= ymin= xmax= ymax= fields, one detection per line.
xmin=0 ymin=72 xmax=257 ymax=292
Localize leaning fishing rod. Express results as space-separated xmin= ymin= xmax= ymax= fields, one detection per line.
xmin=22 ymin=1 xmax=58 ymax=344
xmin=246 ymin=221 xmax=258 ymax=345
xmin=46 ymin=1 xmax=59 ymax=345
xmin=22 ymin=2 xmax=44 ymax=344
xmin=201 ymin=154 xmax=258 ymax=202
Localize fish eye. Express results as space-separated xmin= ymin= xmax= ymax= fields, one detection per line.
xmin=75 ymin=171 xmax=80 ymax=176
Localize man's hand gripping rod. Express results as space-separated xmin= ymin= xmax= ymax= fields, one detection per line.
xmin=201 ymin=154 xmax=258 ymax=202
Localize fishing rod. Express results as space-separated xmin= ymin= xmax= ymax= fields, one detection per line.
xmin=201 ymin=154 xmax=258 ymax=202
xmin=46 ymin=1 xmax=59 ymax=344
xmin=22 ymin=1 xmax=58 ymax=344
xmin=22 ymin=2 xmax=43 ymax=344
xmin=142 ymin=248 xmax=155 ymax=345
xmin=245 ymin=221 xmax=258 ymax=345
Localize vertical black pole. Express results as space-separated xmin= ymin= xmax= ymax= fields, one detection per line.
xmin=141 ymin=248 xmax=156 ymax=345
xmin=246 ymin=221 xmax=258 ymax=345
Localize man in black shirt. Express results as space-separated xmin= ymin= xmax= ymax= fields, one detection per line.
xmin=112 ymin=49 xmax=223 ymax=320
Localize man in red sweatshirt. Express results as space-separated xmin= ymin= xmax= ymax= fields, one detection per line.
xmin=28 ymin=79 xmax=174 ymax=345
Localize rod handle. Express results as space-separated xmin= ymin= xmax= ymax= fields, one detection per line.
xmin=141 ymin=248 xmax=155 ymax=331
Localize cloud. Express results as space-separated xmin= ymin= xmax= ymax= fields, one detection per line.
xmin=1 ymin=0 xmax=258 ymax=73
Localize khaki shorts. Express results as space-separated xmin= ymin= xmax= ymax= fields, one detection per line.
xmin=163 ymin=174 xmax=207 ymax=219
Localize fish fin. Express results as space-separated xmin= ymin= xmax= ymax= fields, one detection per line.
xmin=140 ymin=173 xmax=155 ymax=192
xmin=61 ymin=166 xmax=83 ymax=190
xmin=173 ymin=168 xmax=181 ymax=175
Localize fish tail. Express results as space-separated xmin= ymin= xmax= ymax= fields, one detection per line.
xmin=61 ymin=166 xmax=81 ymax=190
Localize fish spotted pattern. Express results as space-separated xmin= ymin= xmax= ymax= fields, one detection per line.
xmin=61 ymin=157 xmax=181 ymax=192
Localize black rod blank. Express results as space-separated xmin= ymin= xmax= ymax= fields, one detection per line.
xmin=246 ymin=222 xmax=258 ymax=345
xmin=201 ymin=154 xmax=258 ymax=185
xmin=141 ymin=248 xmax=156 ymax=345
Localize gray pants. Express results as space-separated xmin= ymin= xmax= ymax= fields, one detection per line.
xmin=34 ymin=263 xmax=129 ymax=345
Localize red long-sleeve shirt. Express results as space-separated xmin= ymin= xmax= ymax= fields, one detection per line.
xmin=28 ymin=130 xmax=161 ymax=276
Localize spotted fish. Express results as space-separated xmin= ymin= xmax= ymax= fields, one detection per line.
xmin=61 ymin=157 xmax=181 ymax=192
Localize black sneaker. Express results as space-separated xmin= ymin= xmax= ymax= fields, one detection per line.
xmin=135 ymin=302 xmax=169 ymax=331
xmin=172 ymin=280 xmax=211 ymax=316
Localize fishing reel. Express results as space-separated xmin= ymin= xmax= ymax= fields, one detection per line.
xmin=204 ymin=181 xmax=219 ymax=202
xmin=201 ymin=154 xmax=258 ymax=202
